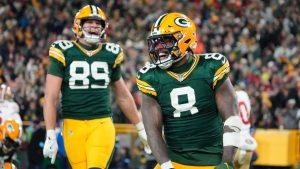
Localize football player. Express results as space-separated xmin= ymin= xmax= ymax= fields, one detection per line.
xmin=0 ymin=84 xmax=22 ymax=169
xmin=43 ymin=5 xmax=150 ymax=169
xmin=137 ymin=13 xmax=243 ymax=169
xmin=234 ymin=90 xmax=257 ymax=169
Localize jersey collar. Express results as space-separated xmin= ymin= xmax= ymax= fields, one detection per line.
xmin=73 ymin=41 xmax=102 ymax=57
xmin=165 ymin=55 xmax=200 ymax=82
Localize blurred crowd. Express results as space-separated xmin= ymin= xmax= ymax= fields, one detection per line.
xmin=0 ymin=0 xmax=300 ymax=168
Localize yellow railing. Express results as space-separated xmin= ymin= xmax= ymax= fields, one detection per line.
xmin=22 ymin=121 xmax=138 ymax=134
xmin=254 ymin=129 xmax=300 ymax=168
xmin=22 ymin=121 xmax=300 ymax=168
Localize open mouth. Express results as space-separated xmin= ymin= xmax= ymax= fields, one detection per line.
xmin=88 ymin=32 xmax=99 ymax=35
xmin=159 ymin=52 xmax=168 ymax=57
xmin=158 ymin=51 xmax=170 ymax=61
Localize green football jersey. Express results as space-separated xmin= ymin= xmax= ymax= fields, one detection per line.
xmin=137 ymin=53 xmax=230 ymax=165
xmin=48 ymin=40 xmax=124 ymax=120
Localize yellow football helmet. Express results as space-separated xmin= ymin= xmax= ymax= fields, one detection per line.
xmin=72 ymin=5 xmax=107 ymax=43
xmin=0 ymin=119 xmax=21 ymax=141
xmin=148 ymin=13 xmax=197 ymax=69
xmin=0 ymin=162 xmax=17 ymax=169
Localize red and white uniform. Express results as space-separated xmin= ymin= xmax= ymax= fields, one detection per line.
xmin=0 ymin=100 xmax=22 ymax=128
xmin=236 ymin=90 xmax=257 ymax=151
xmin=233 ymin=90 xmax=258 ymax=168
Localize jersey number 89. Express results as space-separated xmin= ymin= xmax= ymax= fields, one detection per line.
xmin=69 ymin=61 xmax=110 ymax=89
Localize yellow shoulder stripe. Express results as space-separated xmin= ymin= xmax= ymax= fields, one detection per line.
xmin=137 ymin=86 xmax=157 ymax=96
xmin=213 ymin=66 xmax=230 ymax=88
xmin=136 ymin=79 xmax=152 ymax=87
xmin=49 ymin=47 xmax=65 ymax=66
xmin=214 ymin=60 xmax=229 ymax=78
xmin=113 ymin=52 xmax=124 ymax=68
xmin=136 ymin=79 xmax=157 ymax=96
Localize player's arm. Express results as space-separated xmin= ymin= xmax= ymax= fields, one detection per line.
xmin=111 ymin=77 xmax=141 ymax=124
xmin=215 ymin=78 xmax=241 ymax=166
xmin=110 ymin=45 xmax=141 ymax=124
xmin=141 ymin=94 xmax=173 ymax=169
xmin=43 ymin=42 xmax=65 ymax=164
xmin=43 ymin=74 xmax=61 ymax=164
xmin=44 ymin=42 xmax=65 ymax=130
xmin=112 ymin=77 xmax=151 ymax=153
xmin=43 ymin=74 xmax=62 ymax=130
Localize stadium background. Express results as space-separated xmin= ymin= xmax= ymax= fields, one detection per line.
xmin=0 ymin=0 xmax=299 ymax=168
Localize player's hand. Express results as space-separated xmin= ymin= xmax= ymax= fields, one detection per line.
xmin=239 ymin=134 xmax=257 ymax=151
xmin=214 ymin=162 xmax=234 ymax=169
xmin=161 ymin=161 xmax=175 ymax=169
xmin=43 ymin=129 xmax=58 ymax=164
xmin=135 ymin=122 xmax=152 ymax=154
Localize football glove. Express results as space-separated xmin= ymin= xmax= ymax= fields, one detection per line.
xmin=135 ymin=122 xmax=152 ymax=154
xmin=161 ymin=161 xmax=175 ymax=169
xmin=214 ymin=162 xmax=234 ymax=169
xmin=43 ymin=129 xmax=58 ymax=164
xmin=239 ymin=132 xmax=257 ymax=151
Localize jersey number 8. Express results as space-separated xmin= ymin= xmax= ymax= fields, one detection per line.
xmin=170 ymin=86 xmax=199 ymax=118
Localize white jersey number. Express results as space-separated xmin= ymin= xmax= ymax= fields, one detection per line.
xmin=52 ymin=40 xmax=73 ymax=50
xmin=170 ymin=86 xmax=199 ymax=118
xmin=105 ymin=43 xmax=120 ymax=54
xmin=69 ymin=61 xmax=110 ymax=89
xmin=139 ymin=62 xmax=156 ymax=74
xmin=204 ymin=53 xmax=226 ymax=64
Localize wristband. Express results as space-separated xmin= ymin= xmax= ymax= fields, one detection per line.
xmin=46 ymin=129 xmax=56 ymax=139
xmin=135 ymin=121 xmax=144 ymax=131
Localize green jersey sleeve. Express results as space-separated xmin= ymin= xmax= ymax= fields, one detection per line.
xmin=48 ymin=40 xmax=68 ymax=66
xmin=136 ymin=63 xmax=158 ymax=98
xmin=108 ymin=43 xmax=124 ymax=82
xmin=205 ymin=53 xmax=230 ymax=90
xmin=48 ymin=57 xmax=64 ymax=77
xmin=111 ymin=65 xmax=121 ymax=81
xmin=47 ymin=41 xmax=68 ymax=77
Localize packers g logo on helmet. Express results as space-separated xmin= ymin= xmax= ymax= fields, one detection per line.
xmin=148 ymin=13 xmax=197 ymax=69
xmin=174 ymin=17 xmax=191 ymax=27
xmin=72 ymin=5 xmax=107 ymax=43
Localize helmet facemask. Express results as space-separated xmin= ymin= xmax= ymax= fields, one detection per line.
xmin=148 ymin=35 xmax=179 ymax=69
xmin=81 ymin=18 xmax=107 ymax=44
xmin=73 ymin=5 xmax=108 ymax=44
xmin=148 ymin=13 xmax=198 ymax=70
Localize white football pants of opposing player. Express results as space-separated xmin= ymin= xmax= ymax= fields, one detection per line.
xmin=0 ymin=84 xmax=23 ymax=168
xmin=234 ymin=90 xmax=257 ymax=169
